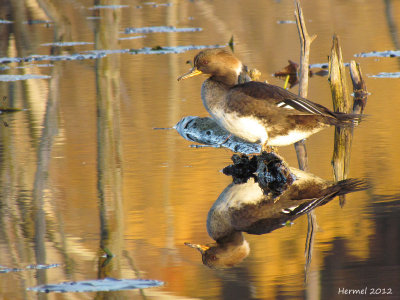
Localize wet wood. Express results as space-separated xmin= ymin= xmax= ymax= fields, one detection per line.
xmin=349 ymin=60 xmax=368 ymax=114
xmin=329 ymin=38 xmax=368 ymax=207
xmin=294 ymin=1 xmax=317 ymax=285
xmin=329 ymin=35 xmax=352 ymax=206
xmin=295 ymin=1 xmax=317 ymax=100
xmin=294 ymin=1 xmax=316 ymax=173
xmin=328 ymin=34 xmax=351 ymax=113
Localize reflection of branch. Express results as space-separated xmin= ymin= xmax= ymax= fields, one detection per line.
xmin=304 ymin=211 xmax=316 ymax=284
xmin=36 ymin=0 xmax=72 ymax=43
xmin=94 ymin=6 xmax=125 ymax=284
xmin=384 ymin=0 xmax=400 ymax=68
xmin=32 ymin=62 xmax=60 ymax=285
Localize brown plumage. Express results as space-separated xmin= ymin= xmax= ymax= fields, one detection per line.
xmin=178 ymin=49 xmax=361 ymax=151
xmin=184 ymin=152 xmax=368 ymax=268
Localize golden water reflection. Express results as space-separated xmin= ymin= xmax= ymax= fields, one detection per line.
xmin=0 ymin=0 xmax=399 ymax=299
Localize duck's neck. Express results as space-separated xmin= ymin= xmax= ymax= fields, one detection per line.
xmin=211 ymin=72 xmax=239 ymax=87
xmin=201 ymin=78 xmax=230 ymax=114
xmin=217 ymin=230 xmax=245 ymax=246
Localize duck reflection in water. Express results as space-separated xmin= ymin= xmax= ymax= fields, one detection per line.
xmin=185 ymin=152 xmax=367 ymax=268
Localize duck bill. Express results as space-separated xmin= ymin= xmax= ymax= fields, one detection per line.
xmin=184 ymin=242 xmax=210 ymax=254
xmin=177 ymin=68 xmax=203 ymax=81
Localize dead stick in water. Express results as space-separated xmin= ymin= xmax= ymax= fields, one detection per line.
xmin=294 ymin=0 xmax=316 ymax=172
xmin=329 ymin=34 xmax=351 ymax=113
xmin=328 ymin=35 xmax=352 ymax=207
xmin=294 ymin=0 xmax=318 ymax=286
xmin=349 ymin=60 xmax=368 ymax=115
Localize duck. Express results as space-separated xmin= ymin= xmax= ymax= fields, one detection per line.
xmin=178 ymin=49 xmax=361 ymax=152
xmin=185 ymin=153 xmax=367 ymax=268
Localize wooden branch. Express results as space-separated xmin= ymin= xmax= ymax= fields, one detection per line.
xmin=328 ymin=36 xmax=359 ymax=207
xmin=294 ymin=1 xmax=317 ymax=286
xmin=295 ymin=0 xmax=317 ymax=99
xmin=294 ymin=0 xmax=316 ymax=172
xmin=328 ymin=34 xmax=351 ymax=113
xmin=349 ymin=60 xmax=368 ymax=114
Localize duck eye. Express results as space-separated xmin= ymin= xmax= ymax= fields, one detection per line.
xmin=202 ymin=60 xmax=209 ymax=65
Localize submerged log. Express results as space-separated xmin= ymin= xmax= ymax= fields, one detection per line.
xmin=174 ymin=116 xmax=260 ymax=154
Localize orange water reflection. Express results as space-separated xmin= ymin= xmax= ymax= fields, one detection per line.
xmin=0 ymin=0 xmax=399 ymax=299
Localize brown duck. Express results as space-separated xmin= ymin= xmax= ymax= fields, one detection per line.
xmin=185 ymin=152 xmax=367 ymax=268
xmin=178 ymin=49 xmax=361 ymax=151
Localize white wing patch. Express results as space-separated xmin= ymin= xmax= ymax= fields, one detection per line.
xmin=276 ymin=99 xmax=326 ymax=115
xmin=276 ymin=101 xmax=295 ymax=109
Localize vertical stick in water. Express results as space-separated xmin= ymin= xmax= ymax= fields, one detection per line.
xmin=294 ymin=0 xmax=318 ymax=287
xmin=329 ymin=35 xmax=352 ymax=207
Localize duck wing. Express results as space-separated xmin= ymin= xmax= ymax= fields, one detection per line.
xmin=227 ymin=81 xmax=336 ymax=117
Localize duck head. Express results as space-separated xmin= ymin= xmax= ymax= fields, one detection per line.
xmin=185 ymin=231 xmax=250 ymax=269
xmin=178 ymin=49 xmax=243 ymax=86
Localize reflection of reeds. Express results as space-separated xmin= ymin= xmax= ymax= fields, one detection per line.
xmin=0 ymin=1 xmax=72 ymax=296
xmin=32 ymin=66 xmax=60 ymax=288
xmin=384 ymin=0 xmax=400 ymax=68
xmin=94 ymin=2 xmax=124 ymax=282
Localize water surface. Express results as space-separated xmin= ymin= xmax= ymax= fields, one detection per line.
xmin=0 ymin=0 xmax=399 ymax=299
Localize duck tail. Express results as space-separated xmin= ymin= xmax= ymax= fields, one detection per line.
xmin=326 ymin=112 xmax=365 ymax=127
xmin=333 ymin=178 xmax=369 ymax=195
